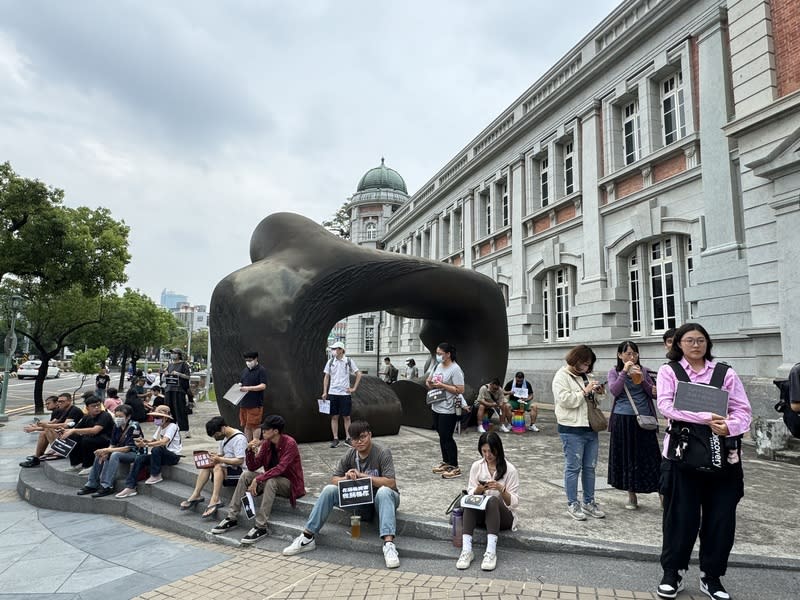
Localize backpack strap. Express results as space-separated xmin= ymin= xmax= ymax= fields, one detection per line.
xmin=709 ymin=363 xmax=730 ymax=389
xmin=668 ymin=361 xmax=691 ymax=383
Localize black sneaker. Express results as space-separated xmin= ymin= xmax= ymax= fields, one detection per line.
xmin=91 ymin=487 xmax=115 ymax=498
xmin=344 ymin=438 xmax=353 ymax=447
xmin=657 ymin=569 xmax=684 ymax=599
xmin=77 ymin=486 xmax=99 ymax=496
xmin=19 ymin=456 xmax=40 ymax=468
xmin=329 ymin=439 xmax=340 ymax=448
xmin=240 ymin=527 xmax=269 ymax=545
xmin=700 ymin=576 xmax=730 ymax=600
xmin=211 ymin=517 xmax=238 ymax=534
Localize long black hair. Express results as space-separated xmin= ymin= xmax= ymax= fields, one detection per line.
xmin=478 ymin=431 xmax=507 ymax=481
xmin=666 ymin=322 xmax=715 ymax=362
xmin=614 ymin=340 xmax=641 ymax=371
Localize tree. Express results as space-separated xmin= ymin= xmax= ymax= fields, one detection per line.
xmin=321 ymin=200 xmax=351 ymax=239
xmin=82 ymin=290 xmax=175 ymax=390
xmin=0 ymin=162 xmax=65 ymax=285
xmin=190 ymin=328 xmax=208 ymax=363
xmin=72 ymin=346 xmax=109 ymax=396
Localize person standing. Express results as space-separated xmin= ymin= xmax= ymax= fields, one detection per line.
xmin=404 ymin=358 xmax=419 ymax=380
xmin=95 ymin=368 xmax=110 ymax=400
xmin=655 ymin=323 xmax=752 ymax=600
xmin=322 ymin=342 xmax=362 ymax=448
xmin=164 ymin=348 xmax=191 ymax=438
xmin=239 ymin=351 xmax=268 ymax=442
xmin=426 ymin=342 xmax=465 ymax=479
xmin=551 ymin=344 xmax=606 ymax=521
xmin=607 ymin=340 xmax=660 ymax=510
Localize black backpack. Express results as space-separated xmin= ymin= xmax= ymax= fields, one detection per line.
xmin=388 ymin=365 xmax=399 ymax=383
xmin=774 ymin=376 xmax=800 ymax=438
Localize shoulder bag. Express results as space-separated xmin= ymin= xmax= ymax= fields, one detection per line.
xmin=622 ymin=381 xmax=659 ymax=431
xmin=580 ymin=374 xmax=607 ymax=432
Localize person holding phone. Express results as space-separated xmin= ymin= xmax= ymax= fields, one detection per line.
xmin=455 ymin=431 xmax=519 ymax=572
xmin=551 ymin=344 xmax=606 ymax=521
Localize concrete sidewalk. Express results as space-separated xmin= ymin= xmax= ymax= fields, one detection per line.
xmin=4 ymin=399 xmax=800 ymax=599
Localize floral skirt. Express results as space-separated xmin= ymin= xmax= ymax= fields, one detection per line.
xmin=607 ymin=413 xmax=661 ymax=493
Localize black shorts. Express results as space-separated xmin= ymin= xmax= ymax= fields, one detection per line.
xmin=328 ymin=394 xmax=352 ymax=417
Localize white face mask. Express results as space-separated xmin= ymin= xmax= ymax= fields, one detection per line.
xmin=435 ymin=354 xmax=444 ymax=364
xmin=245 ymin=360 xmax=256 ymax=369
xmin=114 ymin=417 xmax=126 ymax=427
xmin=153 ymin=418 xmax=164 ymax=426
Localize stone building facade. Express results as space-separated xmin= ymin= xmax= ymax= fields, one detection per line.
xmin=354 ymin=0 xmax=800 ymax=416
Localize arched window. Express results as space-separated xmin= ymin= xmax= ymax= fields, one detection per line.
xmin=365 ymin=222 xmax=377 ymax=240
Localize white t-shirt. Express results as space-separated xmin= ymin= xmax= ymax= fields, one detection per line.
xmin=429 ymin=361 xmax=465 ymax=414
xmin=219 ymin=431 xmax=247 ymax=458
xmin=324 ymin=356 xmax=359 ymax=396
xmin=154 ymin=422 xmax=182 ymax=454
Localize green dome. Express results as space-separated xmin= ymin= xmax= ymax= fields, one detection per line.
xmin=356 ymin=158 xmax=407 ymax=193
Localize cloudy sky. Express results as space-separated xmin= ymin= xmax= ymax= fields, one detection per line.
xmin=0 ymin=0 xmax=621 ymax=308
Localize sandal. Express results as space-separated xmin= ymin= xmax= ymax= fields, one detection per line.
xmin=179 ymin=497 xmax=205 ymax=511
xmin=202 ymin=502 xmax=225 ymax=519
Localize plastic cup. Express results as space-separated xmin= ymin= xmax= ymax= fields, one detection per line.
xmin=631 ymin=369 xmax=643 ymax=385
xmin=350 ymin=515 xmax=361 ymax=539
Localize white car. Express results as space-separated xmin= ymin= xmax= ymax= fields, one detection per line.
xmin=16 ymin=360 xmax=60 ymax=380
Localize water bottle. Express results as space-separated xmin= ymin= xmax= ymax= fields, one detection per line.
xmin=452 ymin=508 xmax=463 ymax=547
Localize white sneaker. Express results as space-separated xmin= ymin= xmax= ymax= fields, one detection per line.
xmin=383 ymin=541 xmax=400 ymax=568
xmin=528 ymin=424 xmax=540 ymax=432
xmin=480 ymin=551 xmax=497 ymax=571
xmin=456 ymin=550 xmax=474 ymax=569
xmin=115 ymin=488 xmax=138 ymax=498
xmin=144 ymin=475 xmax=163 ymax=485
xmin=78 ymin=467 xmax=93 ymax=476
xmin=500 ymin=424 xmax=511 ymax=433
xmin=282 ymin=533 xmax=316 ymax=556
xmin=567 ymin=502 xmax=587 ymax=521
xmin=477 ymin=424 xmax=486 ymax=433
xmin=582 ymin=502 xmax=606 ymax=519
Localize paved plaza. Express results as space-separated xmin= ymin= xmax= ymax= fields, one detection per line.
xmin=2 ymin=399 xmax=799 ymax=599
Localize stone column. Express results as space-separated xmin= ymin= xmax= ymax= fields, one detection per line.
xmin=510 ymin=154 xmax=526 ymax=302
xmin=463 ymin=190 xmax=474 ymax=269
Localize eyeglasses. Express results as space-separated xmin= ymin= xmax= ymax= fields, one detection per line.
xmin=681 ymin=337 xmax=707 ymax=346
xmin=352 ymin=433 xmax=371 ymax=443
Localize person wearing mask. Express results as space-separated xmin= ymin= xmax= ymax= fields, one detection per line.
xmin=116 ymin=405 xmax=182 ymax=497
xmin=655 ymin=323 xmax=752 ymax=600
xmin=455 ymin=431 xmax=520 ymax=572
xmin=552 ymin=345 xmax=606 ymax=521
xmin=76 ymin=404 xmax=144 ymax=498
xmin=322 ymin=342 xmax=361 ymax=448
xmin=426 ymin=342 xmax=465 ymax=479
xmin=239 ymin=351 xmax=268 ymax=442
xmin=404 ymin=358 xmax=419 ymax=380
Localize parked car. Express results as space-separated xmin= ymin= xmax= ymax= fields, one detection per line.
xmin=16 ymin=360 xmax=60 ymax=380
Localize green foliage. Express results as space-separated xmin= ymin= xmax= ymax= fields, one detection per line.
xmin=72 ymin=346 xmax=109 ymax=376
xmin=321 ymin=200 xmax=351 ymax=239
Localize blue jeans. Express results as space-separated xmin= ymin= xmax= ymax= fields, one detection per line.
xmin=125 ymin=448 xmax=180 ymax=488
xmin=305 ymin=484 xmax=400 ymax=538
xmin=559 ymin=430 xmax=599 ymax=505
xmin=87 ymin=451 xmax=137 ymax=489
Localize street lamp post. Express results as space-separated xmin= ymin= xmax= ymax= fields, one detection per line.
xmin=0 ymin=295 xmax=24 ymax=422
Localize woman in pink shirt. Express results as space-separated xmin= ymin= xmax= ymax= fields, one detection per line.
xmin=654 ymin=323 xmax=751 ymax=600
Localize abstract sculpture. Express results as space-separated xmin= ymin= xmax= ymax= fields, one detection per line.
xmin=210 ymin=212 xmax=508 ymax=442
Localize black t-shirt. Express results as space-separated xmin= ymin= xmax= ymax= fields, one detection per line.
xmin=240 ymin=364 xmax=268 ymax=409
xmin=55 ymin=405 xmax=85 ymax=424
xmin=125 ymin=395 xmax=148 ymax=423
xmin=95 ymin=374 xmax=110 ymax=389
xmin=75 ymin=410 xmax=114 ymax=442
xmin=152 ymin=395 xmax=167 ymax=408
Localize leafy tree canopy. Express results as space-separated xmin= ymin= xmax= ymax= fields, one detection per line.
xmin=321 ymin=200 xmax=351 ymax=239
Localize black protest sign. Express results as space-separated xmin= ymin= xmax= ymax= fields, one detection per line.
xmin=337 ymin=477 xmax=374 ymax=507
xmin=50 ymin=437 xmax=77 ymax=458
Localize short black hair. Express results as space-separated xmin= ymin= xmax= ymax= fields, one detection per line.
xmin=515 ymin=371 xmax=525 ymax=379
xmin=663 ymin=328 xmax=677 ymax=343
xmin=261 ymin=414 xmax=286 ymax=433
xmin=83 ymin=393 xmax=101 ymax=406
xmin=151 ymin=385 xmax=162 ymax=393
xmin=205 ymin=416 xmax=227 ymax=437
xmin=107 ymin=387 xmax=119 ymax=397
xmin=114 ymin=404 xmax=132 ymax=417
xmin=243 ymin=351 xmax=258 ymax=360
xmin=384 ymin=357 xmax=391 ymax=362
xmin=348 ymin=420 xmax=372 ymax=439
xmin=489 ymin=378 xmax=501 ymax=386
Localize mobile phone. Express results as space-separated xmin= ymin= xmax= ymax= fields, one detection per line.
xmin=478 ymin=479 xmax=488 ymax=485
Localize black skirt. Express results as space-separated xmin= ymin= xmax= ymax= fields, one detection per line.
xmin=607 ymin=413 xmax=661 ymax=493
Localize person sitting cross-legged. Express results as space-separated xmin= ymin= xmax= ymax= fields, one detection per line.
xmin=115 ymin=405 xmax=182 ymax=498
xmin=211 ymin=414 xmax=305 ymax=544
xmin=282 ymin=420 xmax=401 ymax=569
xmin=76 ymin=404 xmax=145 ymax=498
xmin=20 ymin=394 xmax=83 ymax=468
xmin=181 ymin=416 xmax=247 ymax=519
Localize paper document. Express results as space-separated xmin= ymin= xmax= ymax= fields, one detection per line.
xmin=223 ymin=384 xmax=246 ymax=405
xmin=673 ymin=381 xmax=729 ymax=416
